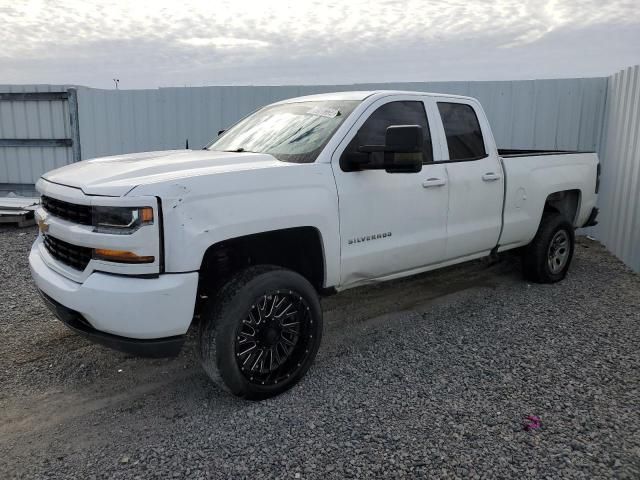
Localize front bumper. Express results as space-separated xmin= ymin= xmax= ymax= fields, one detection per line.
xmin=29 ymin=241 xmax=199 ymax=357
xmin=38 ymin=290 xmax=185 ymax=357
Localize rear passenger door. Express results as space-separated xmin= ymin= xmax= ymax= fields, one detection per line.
xmin=429 ymin=99 xmax=504 ymax=259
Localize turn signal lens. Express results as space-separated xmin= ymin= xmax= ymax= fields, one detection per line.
xmin=93 ymin=248 xmax=155 ymax=264
xmin=140 ymin=207 xmax=154 ymax=223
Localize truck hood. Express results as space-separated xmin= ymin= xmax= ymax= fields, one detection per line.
xmin=42 ymin=150 xmax=289 ymax=196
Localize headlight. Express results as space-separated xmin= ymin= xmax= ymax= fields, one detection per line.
xmin=92 ymin=206 xmax=154 ymax=234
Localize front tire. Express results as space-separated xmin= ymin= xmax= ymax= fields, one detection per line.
xmin=522 ymin=212 xmax=575 ymax=283
xmin=198 ymin=265 xmax=323 ymax=400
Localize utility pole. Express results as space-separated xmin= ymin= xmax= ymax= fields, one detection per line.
xmin=113 ymin=78 xmax=120 ymax=89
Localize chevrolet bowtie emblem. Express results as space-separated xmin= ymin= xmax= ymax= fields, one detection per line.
xmin=37 ymin=217 xmax=49 ymax=233
xmin=36 ymin=209 xmax=49 ymax=233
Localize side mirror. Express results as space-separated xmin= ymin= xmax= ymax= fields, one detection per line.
xmin=381 ymin=125 xmax=424 ymax=173
xmin=384 ymin=125 xmax=423 ymax=153
xmin=218 ymin=129 xmax=226 ymax=136
xmin=341 ymin=125 xmax=423 ymax=173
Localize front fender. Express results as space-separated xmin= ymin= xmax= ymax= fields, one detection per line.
xmin=129 ymin=164 xmax=341 ymax=287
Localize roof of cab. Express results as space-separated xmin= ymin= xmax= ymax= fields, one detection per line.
xmin=274 ymin=90 xmax=475 ymax=104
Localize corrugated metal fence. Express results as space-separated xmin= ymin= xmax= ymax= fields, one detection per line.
xmin=0 ymin=85 xmax=80 ymax=192
xmin=74 ymin=78 xmax=607 ymax=161
xmin=1 ymin=78 xmax=608 ymax=184
xmin=593 ymin=65 xmax=640 ymax=272
xmin=1 ymin=71 xmax=639 ymax=272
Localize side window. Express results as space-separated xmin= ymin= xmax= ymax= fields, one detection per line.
xmin=345 ymin=101 xmax=433 ymax=163
xmin=437 ymin=102 xmax=487 ymax=161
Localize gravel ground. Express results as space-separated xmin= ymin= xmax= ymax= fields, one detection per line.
xmin=1 ymin=224 xmax=639 ymax=479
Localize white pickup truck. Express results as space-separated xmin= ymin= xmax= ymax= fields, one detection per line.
xmin=30 ymin=91 xmax=600 ymax=399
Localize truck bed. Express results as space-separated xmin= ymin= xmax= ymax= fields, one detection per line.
xmin=498 ymin=149 xmax=595 ymax=158
xmin=497 ymin=149 xmax=599 ymax=250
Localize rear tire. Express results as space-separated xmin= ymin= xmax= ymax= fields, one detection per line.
xmin=198 ymin=265 xmax=323 ymax=400
xmin=522 ymin=212 xmax=575 ymax=283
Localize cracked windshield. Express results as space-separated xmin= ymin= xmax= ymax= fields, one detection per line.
xmin=208 ymin=100 xmax=359 ymax=163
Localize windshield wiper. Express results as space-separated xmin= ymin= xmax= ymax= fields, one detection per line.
xmin=223 ymin=147 xmax=249 ymax=153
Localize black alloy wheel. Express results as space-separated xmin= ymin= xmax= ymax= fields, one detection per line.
xmin=235 ymin=290 xmax=316 ymax=386
xmin=199 ymin=265 xmax=323 ymax=399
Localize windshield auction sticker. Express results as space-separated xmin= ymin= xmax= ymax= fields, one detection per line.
xmin=307 ymin=106 xmax=340 ymax=118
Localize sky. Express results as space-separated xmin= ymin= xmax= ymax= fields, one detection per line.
xmin=1 ymin=0 xmax=639 ymax=89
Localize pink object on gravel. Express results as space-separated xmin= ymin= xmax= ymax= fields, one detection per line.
xmin=523 ymin=415 xmax=542 ymax=431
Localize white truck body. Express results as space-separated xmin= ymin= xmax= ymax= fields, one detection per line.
xmin=29 ymin=90 xmax=599 ymax=353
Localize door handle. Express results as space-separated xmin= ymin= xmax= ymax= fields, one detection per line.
xmin=482 ymin=172 xmax=501 ymax=182
xmin=422 ymin=177 xmax=447 ymax=188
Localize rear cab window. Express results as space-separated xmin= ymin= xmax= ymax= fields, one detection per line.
xmin=437 ymin=102 xmax=487 ymax=161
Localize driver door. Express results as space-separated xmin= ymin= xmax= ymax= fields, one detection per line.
xmin=331 ymin=97 xmax=449 ymax=286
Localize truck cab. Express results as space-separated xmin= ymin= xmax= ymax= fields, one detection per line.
xmin=329 ymin=92 xmax=505 ymax=286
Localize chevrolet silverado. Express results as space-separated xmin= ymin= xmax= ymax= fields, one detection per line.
xmin=30 ymin=91 xmax=600 ymax=399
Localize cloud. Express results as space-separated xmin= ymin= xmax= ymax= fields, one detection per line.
xmin=0 ymin=0 xmax=639 ymax=87
xmin=178 ymin=37 xmax=270 ymax=49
